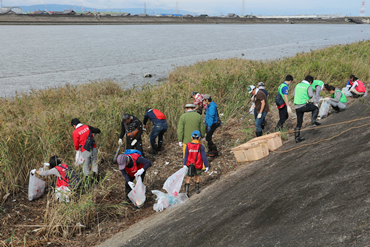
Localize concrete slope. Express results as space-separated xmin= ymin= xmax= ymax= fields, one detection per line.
xmin=100 ymin=99 xmax=370 ymax=247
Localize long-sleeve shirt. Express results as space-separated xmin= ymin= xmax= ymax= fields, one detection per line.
xmin=39 ymin=168 xmax=61 ymax=179
xmin=177 ymin=110 xmax=206 ymax=144
xmin=314 ymin=85 xmax=322 ymax=105
xmin=143 ymin=109 xmax=166 ymax=125
xmin=119 ymin=156 xmax=151 ymax=182
xmin=119 ymin=115 xmax=143 ymax=139
xmin=72 ymin=124 xmax=100 ymax=151
xmin=330 ymin=87 xmax=345 ymax=104
xmin=293 ymin=80 xmax=314 ymax=109
xmin=193 ymin=93 xmax=207 ymax=111
xmin=205 ymin=101 xmax=219 ymax=127
xmin=182 ymin=144 xmax=209 ymax=168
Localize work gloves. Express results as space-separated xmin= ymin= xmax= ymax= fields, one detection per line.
xmin=257 ymin=113 xmax=262 ymax=119
xmin=204 ymin=167 xmax=209 ymax=173
xmin=118 ymin=138 xmax=123 ymax=145
xmin=131 ymin=139 xmax=137 ymax=146
xmin=287 ymin=106 xmax=293 ymax=115
xmin=179 ymin=142 xmax=183 ymax=147
xmin=135 ymin=168 xmax=145 ymax=177
xmin=31 ymin=169 xmax=36 ymax=175
xmin=128 ymin=181 xmax=135 ymax=189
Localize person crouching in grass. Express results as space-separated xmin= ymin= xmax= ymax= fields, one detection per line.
xmin=183 ymin=130 xmax=209 ymax=197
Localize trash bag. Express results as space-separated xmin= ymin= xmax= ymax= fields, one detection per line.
xmin=152 ymin=190 xmax=188 ymax=212
xmin=75 ymin=150 xmax=84 ymax=166
xmin=28 ymin=171 xmax=45 ymax=201
xmin=128 ymin=176 xmax=146 ymax=208
xmin=163 ymin=166 xmax=188 ymax=196
xmin=342 ymin=87 xmax=353 ymax=97
xmin=318 ymin=99 xmax=330 ymax=119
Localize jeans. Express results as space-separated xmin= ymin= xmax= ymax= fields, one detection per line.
xmin=254 ymin=111 xmax=267 ymax=132
xmin=82 ymin=147 xmax=98 ymax=176
xmin=149 ymin=122 xmax=168 ymax=145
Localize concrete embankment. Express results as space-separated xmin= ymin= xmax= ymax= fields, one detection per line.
xmin=0 ymin=15 xmax=367 ymax=25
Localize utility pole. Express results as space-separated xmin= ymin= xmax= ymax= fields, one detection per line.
xmin=360 ymin=1 xmax=365 ymax=16
xmin=45 ymin=2 xmax=47 ymax=12
xmin=1 ymin=0 xmax=2 ymax=8
xmin=144 ymin=2 xmax=146 ymax=15
xmin=176 ymin=1 xmax=179 ymax=15
xmin=242 ymin=0 xmax=245 ymax=16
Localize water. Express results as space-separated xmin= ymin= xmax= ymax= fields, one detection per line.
xmin=1 ymin=24 xmax=370 ymax=97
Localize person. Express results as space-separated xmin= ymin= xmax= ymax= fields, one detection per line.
xmin=113 ymin=150 xmax=151 ymax=204
xmin=311 ymin=79 xmax=325 ymax=106
xmin=248 ymin=85 xmax=269 ymax=137
xmin=143 ymin=108 xmax=168 ymax=155
xmin=190 ymin=91 xmax=207 ymax=115
xmin=293 ymin=75 xmax=321 ymax=143
xmin=346 ymin=74 xmax=366 ymax=98
xmin=118 ymin=113 xmax=144 ymax=156
xmin=258 ymin=82 xmax=269 ymax=99
xmin=177 ymin=104 xmax=206 ymax=157
xmin=71 ymin=118 xmax=100 ymax=177
xmin=203 ymin=94 xmax=220 ymax=157
xmin=275 ymin=75 xmax=293 ymax=131
xmin=327 ymin=86 xmax=347 ymax=113
xmin=34 ymin=155 xmax=71 ymax=202
xmin=183 ymin=130 xmax=209 ymax=197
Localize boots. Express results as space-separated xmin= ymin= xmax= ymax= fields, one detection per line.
xmin=158 ymin=141 xmax=163 ymax=151
xmin=185 ymin=183 xmax=190 ymax=197
xmin=195 ymin=183 xmax=200 ymax=194
xmin=311 ymin=108 xmax=321 ymax=126
xmin=208 ymin=145 xmax=218 ymax=157
xmin=149 ymin=143 xmax=158 ymax=155
xmin=333 ymin=106 xmax=340 ymax=113
xmin=256 ymin=131 xmax=263 ymax=137
xmin=294 ymin=128 xmax=305 ymax=143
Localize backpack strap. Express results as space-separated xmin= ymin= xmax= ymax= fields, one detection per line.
xmin=57 ymin=165 xmax=69 ymax=183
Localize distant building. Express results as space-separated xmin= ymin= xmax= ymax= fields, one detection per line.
xmin=0 ymin=7 xmax=24 ymax=14
xmin=227 ymin=13 xmax=239 ymax=18
xmin=53 ymin=10 xmax=76 ymax=15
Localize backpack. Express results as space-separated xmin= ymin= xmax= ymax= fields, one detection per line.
xmin=83 ymin=131 xmax=95 ymax=152
xmin=124 ymin=149 xmax=142 ymax=156
xmin=59 ymin=164 xmax=82 ymax=190
xmin=275 ymin=92 xmax=285 ymax=107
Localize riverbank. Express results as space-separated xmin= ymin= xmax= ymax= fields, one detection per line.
xmin=0 ymin=14 xmax=369 ymax=25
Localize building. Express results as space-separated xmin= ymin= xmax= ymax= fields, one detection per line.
xmin=0 ymin=7 xmax=24 ymax=14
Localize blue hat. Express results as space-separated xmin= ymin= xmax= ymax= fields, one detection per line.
xmin=192 ymin=130 xmax=201 ymax=138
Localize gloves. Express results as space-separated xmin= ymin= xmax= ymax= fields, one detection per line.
xmin=207 ymin=126 xmax=211 ymax=132
xmin=134 ymin=168 xmax=144 ymax=177
xmin=118 ymin=138 xmax=123 ymax=145
xmin=204 ymin=167 xmax=209 ymax=173
xmin=31 ymin=169 xmax=36 ymax=175
xmin=287 ymin=106 xmax=292 ymax=115
xmin=179 ymin=142 xmax=183 ymax=147
xmin=257 ymin=113 xmax=262 ymax=119
xmin=131 ymin=139 xmax=137 ymax=146
xmin=128 ymin=181 xmax=135 ymax=189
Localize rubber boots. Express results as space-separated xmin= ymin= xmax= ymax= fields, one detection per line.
xmin=185 ymin=183 xmax=190 ymax=197
xmin=208 ymin=145 xmax=218 ymax=157
xmin=149 ymin=143 xmax=158 ymax=155
xmin=256 ymin=131 xmax=263 ymax=137
xmin=158 ymin=140 xmax=163 ymax=151
xmin=195 ymin=183 xmax=200 ymax=194
xmin=294 ymin=127 xmax=305 ymax=143
xmin=311 ymin=108 xmax=321 ymax=126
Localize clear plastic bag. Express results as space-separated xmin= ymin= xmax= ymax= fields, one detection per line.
xmin=342 ymin=87 xmax=353 ymax=97
xmin=152 ymin=190 xmax=188 ymax=212
xmin=128 ymin=176 xmax=146 ymax=208
xmin=318 ymin=99 xmax=330 ymax=119
xmin=163 ymin=166 xmax=188 ymax=196
xmin=75 ymin=150 xmax=84 ymax=166
xmin=28 ymin=171 xmax=45 ymax=201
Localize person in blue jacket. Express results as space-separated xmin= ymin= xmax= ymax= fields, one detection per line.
xmin=143 ymin=108 xmax=168 ymax=155
xmin=203 ymin=94 xmax=220 ymax=157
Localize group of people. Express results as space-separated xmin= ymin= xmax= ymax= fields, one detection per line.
xmin=248 ymin=74 xmax=365 ymax=143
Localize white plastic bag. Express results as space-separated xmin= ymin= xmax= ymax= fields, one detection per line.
xmin=152 ymin=190 xmax=188 ymax=212
xmin=28 ymin=171 xmax=45 ymax=201
xmin=75 ymin=150 xmax=84 ymax=166
xmin=163 ymin=166 xmax=188 ymax=196
xmin=318 ymin=99 xmax=330 ymax=119
xmin=128 ymin=176 xmax=146 ymax=207
xmin=342 ymin=87 xmax=353 ymax=97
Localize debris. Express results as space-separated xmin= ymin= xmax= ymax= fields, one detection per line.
xmin=144 ymin=73 xmax=153 ymax=78
xmin=165 ymin=162 xmax=170 ymax=165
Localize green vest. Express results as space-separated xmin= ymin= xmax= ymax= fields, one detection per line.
xmin=294 ymin=83 xmax=310 ymax=105
xmin=311 ymin=80 xmax=324 ymax=91
xmin=278 ymin=83 xmax=289 ymax=102
xmin=332 ymin=89 xmax=347 ymax=103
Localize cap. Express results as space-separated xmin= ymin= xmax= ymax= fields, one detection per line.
xmin=258 ymin=82 xmax=265 ymax=86
xmin=248 ymin=85 xmax=256 ymax=94
xmin=190 ymin=91 xmax=198 ymax=98
xmin=192 ymin=130 xmax=201 ymax=138
xmin=202 ymin=94 xmax=211 ymax=100
xmin=117 ymin=154 xmax=127 ymax=170
xmin=185 ymin=103 xmax=196 ymax=108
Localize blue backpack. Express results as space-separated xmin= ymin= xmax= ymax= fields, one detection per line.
xmin=59 ymin=164 xmax=82 ymax=190
xmin=124 ymin=149 xmax=142 ymax=156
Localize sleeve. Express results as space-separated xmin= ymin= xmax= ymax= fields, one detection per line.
xmin=205 ymin=104 xmax=216 ymax=127
xmin=137 ymin=157 xmax=151 ymax=170
xmin=292 ymin=87 xmax=296 ymax=97
xmin=315 ymin=86 xmax=321 ymax=104
xmin=177 ymin=115 xmax=184 ymax=142
xmin=332 ymin=92 xmax=340 ymax=103
xmin=346 ymin=79 xmax=351 ymax=87
xmin=350 ymin=81 xmax=358 ymax=90
xmin=200 ymin=145 xmax=209 ymax=168
xmin=307 ymin=86 xmax=314 ymax=99
xmin=200 ymin=115 xmax=206 ymax=138
xmin=88 ymin=126 xmax=101 ymax=134
xmin=134 ymin=118 xmax=143 ymax=130
xmin=183 ymin=146 xmax=189 ymax=166
xmin=119 ymin=121 xmax=126 ymax=139
xmin=39 ymin=168 xmax=61 ymax=179
xmin=72 ymin=130 xmax=80 ymax=151
xmin=120 ymin=169 xmax=131 ymax=182
xmin=282 ymin=86 xmax=289 ymax=95
xmin=143 ymin=113 xmax=149 ymax=125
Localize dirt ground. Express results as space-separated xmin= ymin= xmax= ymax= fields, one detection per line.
xmin=0 ymin=96 xmax=359 ymax=246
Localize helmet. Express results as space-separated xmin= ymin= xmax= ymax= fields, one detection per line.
xmin=121 ymin=113 xmax=130 ymax=121
xmin=248 ymin=85 xmax=256 ymax=94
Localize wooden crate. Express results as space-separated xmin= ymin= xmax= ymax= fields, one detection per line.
xmin=231 ymin=140 xmax=269 ymax=163
xmin=247 ymin=132 xmax=282 ymax=151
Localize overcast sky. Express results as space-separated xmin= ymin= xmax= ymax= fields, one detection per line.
xmin=4 ymin=0 xmax=366 ymax=16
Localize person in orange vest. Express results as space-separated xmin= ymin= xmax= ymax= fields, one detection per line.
xmin=183 ymin=130 xmax=209 ymax=197
xmin=346 ymin=74 xmax=366 ymax=98
xmin=143 ymin=108 xmax=168 ymax=155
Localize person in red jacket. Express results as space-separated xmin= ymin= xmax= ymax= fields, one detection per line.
xmin=346 ymin=74 xmax=366 ymax=98
xmin=71 ymin=118 xmax=100 ymax=178
xmin=183 ymin=130 xmax=209 ymax=197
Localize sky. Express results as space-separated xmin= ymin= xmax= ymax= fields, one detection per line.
xmin=3 ymin=0 xmax=366 ymax=16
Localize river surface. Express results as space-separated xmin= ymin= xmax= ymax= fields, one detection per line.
xmin=1 ymin=24 xmax=370 ymax=97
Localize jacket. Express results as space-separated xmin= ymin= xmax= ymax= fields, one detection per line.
xmin=72 ymin=124 xmax=100 ymax=152
xmin=120 ymin=115 xmax=143 ymax=139
xmin=205 ymin=101 xmax=219 ymax=127
xmin=177 ymin=110 xmax=205 ymax=144
xmin=143 ymin=109 xmax=167 ymax=125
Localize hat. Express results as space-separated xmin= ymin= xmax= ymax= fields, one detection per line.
xmin=248 ymin=85 xmax=256 ymax=94
xmin=258 ymin=82 xmax=265 ymax=86
xmin=202 ymin=94 xmax=211 ymax=100
xmin=185 ymin=103 xmax=196 ymax=108
xmin=190 ymin=91 xmax=198 ymax=98
xmin=192 ymin=130 xmax=201 ymax=138
xmin=117 ymin=154 xmax=127 ymax=170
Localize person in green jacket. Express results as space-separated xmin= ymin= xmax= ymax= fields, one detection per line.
xmin=327 ymin=86 xmax=347 ymax=113
xmin=177 ymin=104 xmax=206 ymax=157
xmin=311 ymin=79 xmax=325 ymax=106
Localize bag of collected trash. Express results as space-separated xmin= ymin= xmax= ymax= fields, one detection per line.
xmin=152 ymin=190 xmax=189 ymax=212
xmin=163 ymin=166 xmax=188 ymax=196
xmin=128 ymin=176 xmax=146 ymax=208
xmin=342 ymin=87 xmax=353 ymax=97
xmin=75 ymin=150 xmax=84 ymax=166
xmin=28 ymin=171 xmax=45 ymax=201
xmin=318 ymin=99 xmax=330 ymax=119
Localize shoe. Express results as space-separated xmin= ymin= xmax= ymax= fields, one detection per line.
xmin=158 ymin=141 xmax=163 ymax=151
xmin=149 ymin=143 xmax=158 ymax=155
xmin=208 ymin=151 xmax=218 ymax=157
xmin=333 ymin=106 xmax=340 ymax=114
xmin=195 ymin=183 xmax=200 ymax=194
xmin=261 ymin=123 xmax=265 ymax=130
xmin=256 ymin=131 xmax=262 ymax=137
xmin=311 ymin=108 xmax=321 ymax=125
xmin=294 ymin=128 xmax=305 ymax=143
xmin=185 ymin=183 xmax=190 ymax=197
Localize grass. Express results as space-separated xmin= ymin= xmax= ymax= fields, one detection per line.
xmin=1 ymin=40 xmax=370 ymax=242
